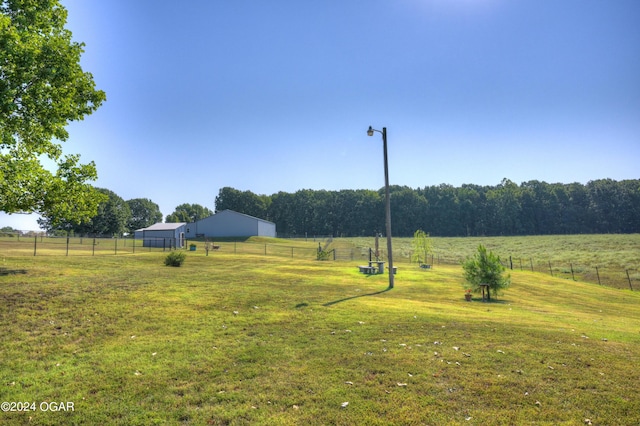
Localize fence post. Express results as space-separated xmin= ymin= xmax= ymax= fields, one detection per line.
xmin=570 ymin=263 xmax=575 ymax=281
xmin=115 ymin=237 xmax=118 ymax=255
xmin=92 ymin=237 xmax=96 ymax=256
xmin=530 ymin=258 xmax=534 ymax=272
xmin=595 ymin=266 xmax=601 ymax=285
xmin=33 ymin=235 xmax=37 ymax=256
xmin=66 ymin=236 xmax=70 ymax=256
xmin=548 ymin=261 xmax=553 ymax=277
xmin=626 ymin=270 xmax=634 ymax=291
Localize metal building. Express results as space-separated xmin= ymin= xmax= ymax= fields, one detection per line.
xmin=185 ymin=210 xmax=276 ymax=238
xmin=134 ymin=222 xmax=186 ymax=248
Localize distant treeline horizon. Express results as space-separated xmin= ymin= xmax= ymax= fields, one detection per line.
xmin=214 ymin=178 xmax=640 ymax=237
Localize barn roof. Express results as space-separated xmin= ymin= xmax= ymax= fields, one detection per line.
xmin=209 ymin=209 xmax=275 ymax=224
xmin=140 ymin=222 xmax=186 ymax=231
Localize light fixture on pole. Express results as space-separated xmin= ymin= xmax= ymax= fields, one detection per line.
xmin=367 ymin=126 xmax=394 ymax=289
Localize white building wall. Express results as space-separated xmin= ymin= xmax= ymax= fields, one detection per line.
xmin=213 ymin=210 xmax=257 ymax=237
xmin=257 ymin=220 xmax=276 ymax=237
xmin=136 ymin=224 xmax=186 ymax=248
xmin=185 ymin=210 xmax=276 ymax=238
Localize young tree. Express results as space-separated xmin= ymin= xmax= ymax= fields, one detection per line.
xmin=411 ymin=229 xmax=433 ymax=265
xmin=462 ymin=244 xmax=510 ymax=300
xmin=0 ymin=1 xmax=106 ymax=223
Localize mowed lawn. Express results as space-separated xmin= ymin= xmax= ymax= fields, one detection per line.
xmin=1 ymin=249 xmax=639 ymax=425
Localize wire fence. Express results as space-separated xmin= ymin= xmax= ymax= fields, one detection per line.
xmin=0 ymin=234 xmax=181 ymax=256
xmin=1 ymin=233 xmax=636 ymax=290
xmin=0 ymin=234 xmax=320 ymax=260
xmin=330 ymin=246 xmax=638 ymax=291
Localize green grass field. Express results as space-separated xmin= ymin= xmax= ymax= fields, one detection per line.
xmin=1 ymin=238 xmax=639 ymax=424
xmin=337 ymin=234 xmax=640 ymax=290
xmin=2 ymin=234 xmax=638 ymax=289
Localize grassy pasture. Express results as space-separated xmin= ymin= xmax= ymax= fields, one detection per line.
xmin=339 ymin=234 xmax=640 ymax=290
xmin=1 ymin=243 xmax=639 ymax=425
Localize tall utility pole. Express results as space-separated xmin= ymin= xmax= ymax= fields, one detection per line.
xmin=367 ymin=126 xmax=394 ymax=289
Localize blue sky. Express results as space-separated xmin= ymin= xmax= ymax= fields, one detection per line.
xmin=3 ymin=0 xmax=639 ymax=231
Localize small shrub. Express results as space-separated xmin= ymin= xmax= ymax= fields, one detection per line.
xmin=317 ymin=250 xmax=331 ymax=261
xmin=462 ymin=244 xmax=510 ymax=299
xmin=165 ymin=251 xmax=186 ymax=267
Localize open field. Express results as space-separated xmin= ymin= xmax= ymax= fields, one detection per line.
xmin=2 ymin=234 xmax=638 ymax=291
xmin=334 ymin=234 xmax=640 ymax=290
xmin=1 ymin=245 xmax=639 ymax=425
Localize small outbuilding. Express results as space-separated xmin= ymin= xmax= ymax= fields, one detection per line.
xmin=185 ymin=210 xmax=276 ymax=239
xmin=134 ymin=222 xmax=186 ymax=248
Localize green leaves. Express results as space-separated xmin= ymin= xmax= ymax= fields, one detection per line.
xmin=127 ymin=198 xmax=163 ymax=231
xmin=462 ymin=244 xmax=511 ymax=298
xmin=0 ymin=0 xmax=105 ymax=223
xmin=166 ymin=203 xmax=213 ymax=223
xmin=411 ymin=229 xmax=433 ymax=265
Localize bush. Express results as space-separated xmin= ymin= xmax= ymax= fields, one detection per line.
xmin=462 ymin=244 xmax=510 ymax=299
xmin=164 ymin=251 xmax=186 ymax=267
xmin=317 ymin=250 xmax=331 ymax=261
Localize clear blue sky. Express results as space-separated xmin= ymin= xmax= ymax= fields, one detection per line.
xmin=3 ymin=0 xmax=639 ymax=230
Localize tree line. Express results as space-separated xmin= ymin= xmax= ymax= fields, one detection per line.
xmin=215 ymin=178 xmax=640 ymax=237
xmin=33 ymin=178 xmax=639 ymax=237
xmin=36 ymin=189 xmax=214 ymax=237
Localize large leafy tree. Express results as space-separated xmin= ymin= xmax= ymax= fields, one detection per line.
xmin=0 ymin=0 xmax=106 ymax=224
xmin=38 ymin=187 xmax=130 ymax=236
xmin=214 ymin=187 xmax=269 ymax=219
xmin=126 ymin=198 xmax=162 ymax=231
xmin=77 ymin=188 xmax=130 ymax=236
xmin=165 ymin=203 xmax=212 ymax=223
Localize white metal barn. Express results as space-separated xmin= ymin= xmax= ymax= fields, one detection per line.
xmin=185 ymin=210 xmax=276 ymax=238
xmin=134 ymin=222 xmax=187 ymax=248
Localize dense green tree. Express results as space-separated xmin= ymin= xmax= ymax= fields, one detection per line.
xmin=214 ymin=187 xmax=269 ymax=219
xmin=0 ymin=225 xmax=17 ymax=236
xmin=486 ymin=178 xmax=523 ymax=235
xmin=78 ymin=188 xmax=130 ymax=236
xmin=211 ymin=180 xmax=640 ymax=237
xmin=267 ymin=191 xmax=296 ymax=235
xmin=40 ymin=188 xmax=130 ymax=236
xmin=0 ymin=1 xmax=106 ymax=223
xmin=389 ymin=186 xmax=428 ymax=237
xmin=126 ymin=198 xmax=162 ymax=231
xmin=458 ymin=184 xmax=484 ymax=236
xmin=462 ymin=244 xmax=511 ymax=300
xmin=166 ymin=203 xmax=212 ymax=223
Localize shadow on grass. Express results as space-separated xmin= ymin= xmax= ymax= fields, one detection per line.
xmin=468 ymin=298 xmax=510 ymax=304
xmin=323 ymin=286 xmax=393 ymax=306
xmin=0 ymin=268 xmax=27 ymax=276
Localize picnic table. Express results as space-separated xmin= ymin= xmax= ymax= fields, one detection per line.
xmin=358 ymin=261 xmax=390 ymax=275
xmin=358 ymin=265 xmax=377 ymax=274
